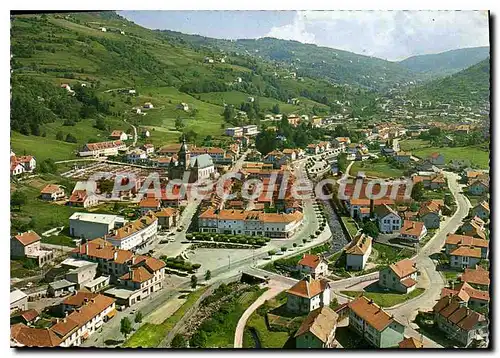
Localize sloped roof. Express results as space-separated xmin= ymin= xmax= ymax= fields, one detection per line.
xmin=286 ymin=277 xmax=329 ymax=299
xmin=348 ymin=296 xmax=396 ymax=331
xmin=399 ymin=337 xmax=424 ymax=348
xmin=389 ymin=259 xmax=417 ymax=278
xmin=11 ymin=324 xmax=61 ymax=347
xmin=460 ymin=267 xmax=490 ymax=287
xmin=346 ymin=233 xmax=372 ymax=256
xmin=294 ymin=306 xmax=338 ymax=342
xmin=13 ymin=231 xmax=41 ymax=246
xmin=298 ymin=254 xmax=324 ymax=269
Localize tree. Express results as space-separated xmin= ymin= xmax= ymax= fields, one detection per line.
xmin=361 ymin=221 xmax=379 ymax=238
xmin=337 ymin=153 xmax=348 ymax=173
xmin=175 ymin=117 xmax=185 ymax=131
xmin=120 ymin=317 xmax=133 ymax=338
xmin=411 ymin=182 xmax=425 ymax=201
xmin=171 ymin=334 xmax=188 ymax=348
xmin=272 ymin=103 xmax=280 ymax=114
xmin=95 ymin=117 xmax=106 ymax=130
xmin=56 ymin=131 xmax=64 ymax=141
xmin=134 ymin=311 xmax=143 ymax=323
xmin=189 ymin=330 xmax=207 ymax=348
xmin=204 ymin=270 xmax=211 ymax=281
xmin=11 ymin=190 xmax=27 ymax=210
xmin=65 ymin=133 xmax=77 ymax=143
xmin=190 ymin=275 xmax=198 ymax=288
xmin=222 ymin=105 xmax=235 ymax=121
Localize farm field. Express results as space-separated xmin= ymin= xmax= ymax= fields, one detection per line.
xmin=350 ymin=159 xmax=405 ymax=179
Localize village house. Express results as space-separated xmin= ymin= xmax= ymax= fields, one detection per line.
xmin=441 ymin=282 xmax=489 ymax=311
xmin=374 ymin=204 xmax=402 ymax=234
xmin=69 ymin=212 xmax=125 ymax=241
xmin=306 ymin=143 xmax=321 ymax=155
xmin=444 ymin=234 xmax=489 ymax=259
xmin=457 ymin=216 xmax=486 ymax=239
xmin=379 ymin=259 xmax=418 ymax=293
xmin=459 ymin=266 xmax=490 ymax=291
xmin=282 ymin=148 xmax=297 ymax=161
xmin=242 ymin=124 xmax=259 ymax=136
xmin=334 ymin=137 xmax=351 ymax=151
xmin=12 ymin=309 xmax=40 ymax=326
xmin=10 ymin=288 xmax=28 ymax=315
xmin=11 ymin=323 xmax=62 ymax=347
xmin=286 ymin=276 xmax=331 ymax=314
xmin=79 ymin=140 xmax=127 ymax=157
xmin=468 ymin=180 xmax=489 ymax=196
xmin=399 ymin=337 xmax=424 ymax=349
xmin=418 ymin=200 xmax=443 ymax=229
xmin=416 ymin=159 xmax=435 ymax=172
xmin=143 ymin=102 xmax=154 ymax=109
xmin=198 ymin=207 xmax=303 ymax=238
xmin=138 ymin=197 xmax=161 ymax=215
xmin=50 ymin=293 xmax=116 ymax=347
xmin=10 ymin=153 xmax=36 ymax=176
xmin=177 ymin=102 xmax=189 ymax=111
xmin=68 ymin=190 xmax=99 ymax=208
xmin=109 ymin=130 xmax=128 ymax=141
xmin=399 ymin=220 xmax=427 ymax=242
xmin=394 ymin=151 xmax=412 ymax=164
xmin=345 ymin=233 xmax=373 ymax=271
xmin=65 ymin=262 xmax=98 ymax=289
xmin=449 ymin=246 xmax=483 ymax=270
xmin=40 ymin=184 xmax=66 ymax=201
xmin=141 ymin=143 xmax=155 ymax=155
xmin=294 ymin=307 xmax=339 ymax=348
xmin=428 ymin=152 xmax=445 ymax=166
xmin=432 ymin=295 xmax=488 ymax=347
xmin=11 ymin=231 xmax=54 ymax=267
xmin=154 ymin=207 xmax=180 ymax=229
xmin=127 ymin=148 xmax=148 ymax=164
xmin=297 ymin=254 xmax=329 ymax=279
xmin=471 ymin=201 xmax=490 ymax=221
xmin=104 ymin=212 xmax=158 ymax=251
xmin=348 ymin=296 xmax=405 ymax=348
xmin=48 ymin=280 xmax=78 ymax=297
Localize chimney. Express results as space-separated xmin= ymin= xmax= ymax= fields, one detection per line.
xmin=369 ymin=199 xmax=374 ymax=216
xmin=63 ymin=318 xmax=67 ymax=323
xmin=84 ymin=297 xmax=89 ymax=303
xmin=84 ymin=244 xmax=88 ymax=255
xmin=65 ymin=311 xmax=69 ymax=318
xmin=369 ymin=299 xmax=374 ymax=304
xmin=114 ymin=251 xmax=118 ymax=260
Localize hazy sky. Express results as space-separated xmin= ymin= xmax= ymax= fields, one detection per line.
xmin=119 ymin=10 xmax=490 ymax=61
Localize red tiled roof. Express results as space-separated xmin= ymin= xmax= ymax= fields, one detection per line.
xmin=298 ymin=254 xmax=323 ymax=269
xmin=460 ymin=267 xmax=490 ymax=287
xmin=399 ymin=337 xmax=424 ymax=348
xmin=287 ymin=277 xmax=329 ymax=299
xmin=11 ymin=324 xmax=61 ymax=347
xmin=13 ymin=231 xmax=41 ymax=246
xmin=348 ymin=296 xmax=396 ymax=331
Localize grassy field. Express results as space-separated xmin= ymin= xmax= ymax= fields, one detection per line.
xmin=372 ymin=243 xmax=415 ymax=264
xmin=340 ymin=288 xmax=425 ymax=307
xmin=123 ymin=287 xmax=207 ymax=348
xmin=340 ymin=216 xmax=359 ymax=238
xmin=350 ymin=158 xmax=405 ymax=179
xmin=243 ymin=291 xmax=291 ymax=349
xmin=400 ymin=139 xmax=490 ymax=169
xmin=201 ymin=287 xmax=266 ymax=348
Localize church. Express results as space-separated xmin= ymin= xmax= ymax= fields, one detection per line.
xmin=168 ymin=138 xmax=215 ymax=183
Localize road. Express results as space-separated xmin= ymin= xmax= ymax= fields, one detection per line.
xmin=384 ymin=171 xmax=470 ymax=348
xmin=124 ymin=117 xmax=138 ymax=147
xmin=233 ymin=279 xmax=291 ymax=348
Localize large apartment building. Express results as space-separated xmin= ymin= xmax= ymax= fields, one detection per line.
xmin=198 ymin=208 xmax=303 ymax=238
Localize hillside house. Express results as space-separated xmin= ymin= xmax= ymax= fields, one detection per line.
xmin=459 ymin=267 xmax=490 ymax=291
xmin=143 ymin=102 xmax=154 ymax=109
xmin=432 ymin=296 xmax=488 ymax=347
xmin=468 ymin=180 xmax=489 ymax=196
xmin=68 ymin=190 xmax=99 ymax=208
xmin=345 ymin=233 xmax=373 ymax=271
xmin=286 ymin=276 xmax=331 ymax=314
xmin=374 ymin=204 xmax=402 ymax=234
xmin=109 ymin=130 xmax=128 ymax=141
xmin=294 ymin=307 xmax=338 ymax=348
xmin=40 ymin=184 xmax=66 ymax=201
xmin=444 ymin=234 xmax=488 ymax=259
xmin=399 ymin=220 xmax=427 ymax=242
xmin=141 ymin=144 xmax=155 ymax=155
xmin=348 ymin=296 xmax=405 ymax=348
xmin=428 ymin=152 xmax=445 ymax=166
xmin=379 ymin=259 xmax=418 ymax=293
xmin=297 ymin=254 xmax=329 ymax=279
xmin=177 ymin=102 xmax=189 ymax=111
xmin=440 ymin=282 xmax=489 ymax=311
xmin=11 ymin=231 xmax=54 ymax=267
xmin=471 ymin=201 xmax=490 ymax=221
xmin=10 ymin=153 xmax=36 ymax=176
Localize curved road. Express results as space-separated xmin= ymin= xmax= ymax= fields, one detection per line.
xmin=385 ymin=171 xmax=471 ymax=347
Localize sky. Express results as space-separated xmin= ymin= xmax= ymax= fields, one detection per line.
xmin=119 ymin=10 xmax=490 ymax=61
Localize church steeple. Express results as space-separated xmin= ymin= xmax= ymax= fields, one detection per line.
xmin=178 ymin=135 xmax=190 ymax=169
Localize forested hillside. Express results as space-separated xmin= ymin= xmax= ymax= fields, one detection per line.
xmin=398 ymin=46 xmax=489 ymax=78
